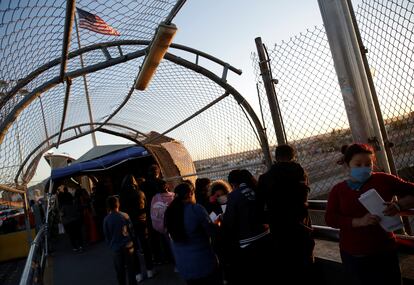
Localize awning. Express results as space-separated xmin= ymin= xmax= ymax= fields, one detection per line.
xmin=51 ymin=146 xmax=150 ymax=181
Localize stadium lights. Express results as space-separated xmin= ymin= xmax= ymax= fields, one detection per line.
xmin=135 ymin=22 xmax=177 ymax=90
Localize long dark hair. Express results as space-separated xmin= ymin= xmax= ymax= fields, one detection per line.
xmin=121 ymin=174 xmax=138 ymax=192
xmin=165 ymin=182 xmax=194 ymax=242
xmin=119 ymin=174 xmax=140 ymax=217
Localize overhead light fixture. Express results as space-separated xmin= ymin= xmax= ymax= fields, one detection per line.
xmin=135 ymin=22 xmax=177 ymax=90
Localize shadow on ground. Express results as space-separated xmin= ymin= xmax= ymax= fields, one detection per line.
xmin=52 ymin=234 xmax=185 ymax=285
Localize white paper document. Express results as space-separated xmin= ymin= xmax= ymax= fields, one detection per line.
xmin=358 ymin=188 xmax=403 ymax=232
xmin=209 ymin=211 xmax=218 ymax=222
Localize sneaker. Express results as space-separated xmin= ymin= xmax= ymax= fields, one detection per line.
xmin=136 ymin=274 xmax=143 ymax=283
xmin=147 ymin=270 xmax=154 ymax=278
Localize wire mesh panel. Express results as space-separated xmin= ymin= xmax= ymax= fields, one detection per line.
xmin=252 ymin=0 xmax=414 ymax=197
xmin=252 ymin=27 xmax=353 ymax=198
xmin=0 ymin=0 xmax=179 ymax=187
xmin=0 ymin=0 xmax=177 ymax=126
xmin=354 ymin=0 xmax=414 ymax=173
xmin=0 ymin=0 xmax=269 ymax=188
xmin=108 ymin=59 xmax=266 ymax=181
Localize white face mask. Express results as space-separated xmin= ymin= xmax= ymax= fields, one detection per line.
xmin=217 ymin=195 xmax=228 ymax=205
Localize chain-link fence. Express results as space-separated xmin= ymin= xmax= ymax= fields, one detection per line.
xmin=252 ymin=26 xmax=352 ymax=198
xmin=355 ymin=0 xmax=414 ymax=176
xmin=0 ymin=0 xmax=269 ymax=189
xmin=252 ymin=0 xmax=414 ymax=198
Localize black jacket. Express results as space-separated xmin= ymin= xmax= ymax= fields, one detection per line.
xmin=222 ymin=183 xmax=269 ymax=248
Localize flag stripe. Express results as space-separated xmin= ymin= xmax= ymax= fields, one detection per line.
xmin=76 ymin=7 xmax=120 ymax=36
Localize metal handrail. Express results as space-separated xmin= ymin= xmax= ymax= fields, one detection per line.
xmin=308 ymin=199 xmax=414 ymax=242
xmin=308 ymin=200 xmax=328 ymax=211
xmin=19 ymin=225 xmax=47 ymax=285
xmin=19 ymin=193 xmax=55 ymax=285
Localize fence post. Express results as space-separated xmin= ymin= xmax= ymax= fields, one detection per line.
xmin=345 ymin=0 xmax=397 ymax=175
xmin=255 ymin=37 xmax=287 ymax=146
xmin=318 ymin=0 xmax=390 ymax=173
xmin=344 ymin=1 xmax=411 ymax=234
xmin=22 ymin=190 xmax=32 ymax=245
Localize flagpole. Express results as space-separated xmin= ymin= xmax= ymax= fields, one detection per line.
xmin=74 ymin=15 xmax=97 ymax=147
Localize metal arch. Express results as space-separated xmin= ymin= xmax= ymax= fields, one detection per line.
xmin=163 ymin=53 xmax=273 ymax=168
xmin=14 ymin=122 xmax=148 ymax=184
xmin=0 ymin=40 xmax=241 ymax=110
xmin=3 ymin=41 xmax=271 ymax=184
xmin=0 ymin=40 xmax=242 ymax=144
xmin=0 ymin=48 xmax=147 ymax=144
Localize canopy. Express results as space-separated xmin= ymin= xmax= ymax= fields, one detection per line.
xmin=51 ymin=146 xmax=149 ymax=181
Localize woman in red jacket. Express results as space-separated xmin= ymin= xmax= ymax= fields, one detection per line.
xmin=325 ymin=143 xmax=414 ymax=285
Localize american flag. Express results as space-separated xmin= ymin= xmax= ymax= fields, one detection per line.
xmin=76 ymin=8 xmax=120 ymax=36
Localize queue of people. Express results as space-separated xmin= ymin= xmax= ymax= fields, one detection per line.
xmin=57 ymin=144 xmax=414 ymax=285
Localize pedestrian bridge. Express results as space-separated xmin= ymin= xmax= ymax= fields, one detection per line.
xmin=22 ymin=227 xmax=414 ymax=285
xmin=1 ymin=0 xmax=414 ymax=284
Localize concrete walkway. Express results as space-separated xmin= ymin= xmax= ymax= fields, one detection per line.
xmin=51 ymin=235 xmax=185 ymax=285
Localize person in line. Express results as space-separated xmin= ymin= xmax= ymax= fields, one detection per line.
xmin=325 ymin=143 xmax=414 ymax=285
xmin=30 ymin=198 xmax=45 ymax=233
xmin=59 ymin=187 xmax=84 ymax=252
xmin=222 ymin=169 xmax=272 ymax=285
xmin=119 ymin=174 xmax=154 ymax=282
xmin=257 ymin=144 xmax=315 ymax=282
xmin=75 ymin=187 xmax=99 ymax=244
xmin=195 ymin=178 xmax=212 ymax=211
xmin=91 ymin=181 xmax=109 ymax=240
xmin=141 ymin=164 xmax=166 ymax=264
xmin=150 ymin=180 xmax=175 ymax=264
xmin=165 ymin=181 xmax=222 ymax=285
xmin=103 ymin=196 xmax=138 ymax=285
xmin=207 ymin=180 xmax=232 ymax=284
xmin=208 ymin=180 xmax=232 ymax=218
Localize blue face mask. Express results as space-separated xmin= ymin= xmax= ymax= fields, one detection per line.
xmin=350 ymin=167 xmax=372 ymax=183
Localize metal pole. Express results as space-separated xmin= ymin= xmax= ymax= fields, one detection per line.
xmin=59 ymin=0 xmax=76 ymax=82
xmin=345 ymin=0 xmax=397 ymax=175
xmin=164 ymin=0 xmax=187 ymax=25
xmin=345 ymin=0 xmax=410 ymax=234
xmin=255 ymin=37 xmax=287 ymax=145
xmin=318 ymin=0 xmax=390 ymax=173
xmin=45 ymin=161 xmax=54 ymax=256
xmin=38 ymin=97 xmax=50 ymax=147
xmin=256 ymin=83 xmax=267 ymax=132
xmin=15 ymin=119 xmax=24 ymax=166
xmin=22 ymin=191 xmax=32 ymax=245
xmin=57 ymin=79 xmax=72 ymax=147
xmin=74 ymin=16 xmax=97 ymax=147
xmin=0 ymin=184 xmax=25 ymax=194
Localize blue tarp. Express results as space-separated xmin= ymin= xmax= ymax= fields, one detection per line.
xmin=51 ymin=146 xmax=150 ymax=181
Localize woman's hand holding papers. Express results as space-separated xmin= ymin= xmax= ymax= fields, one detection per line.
xmin=352 ymin=213 xmax=380 ymax=227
